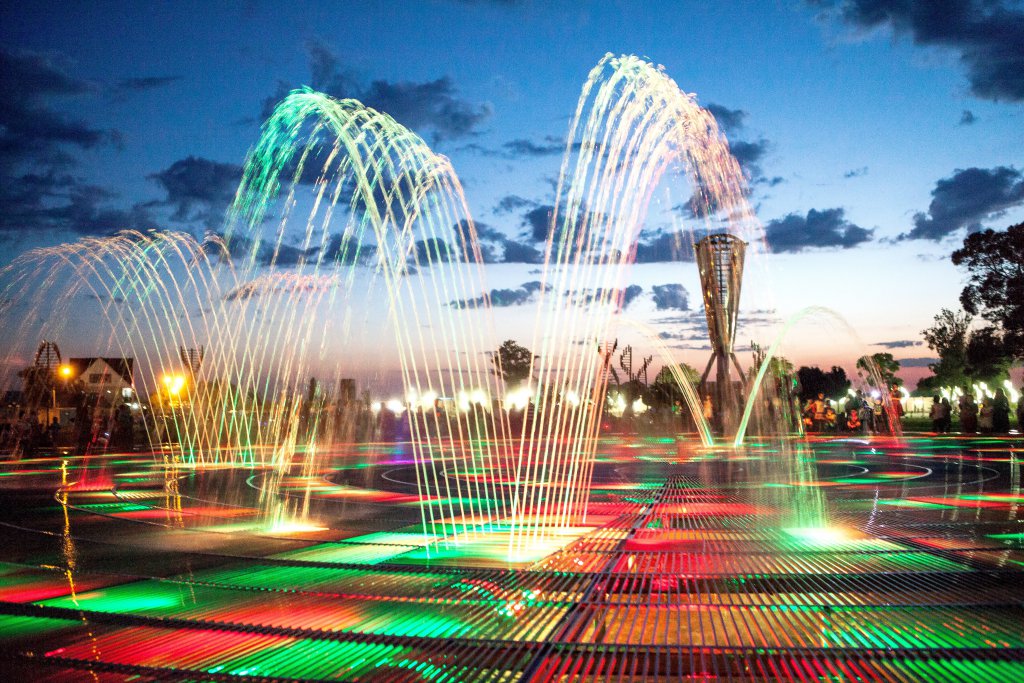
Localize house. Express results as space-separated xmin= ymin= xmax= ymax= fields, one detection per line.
xmin=66 ymin=357 xmax=134 ymax=397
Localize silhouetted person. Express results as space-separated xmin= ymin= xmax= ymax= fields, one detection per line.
xmin=979 ymin=397 xmax=994 ymax=433
xmin=993 ymin=389 xmax=1011 ymax=433
xmin=47 ymin=417 xmax=60 ymax=448
xmin=930 ymin=396 xmax=945 ymax=433
xmin=958 ymin=392 xmax=978 ymax=433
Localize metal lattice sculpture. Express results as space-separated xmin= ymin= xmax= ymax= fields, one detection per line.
xmin=695 ymin=233 xmax=747 ymax=432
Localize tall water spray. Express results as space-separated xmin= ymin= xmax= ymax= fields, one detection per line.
xmin=510 ymin=54 xmax=761 ymax=550
xmin=0 ymin=55 xmax=764 ymax=553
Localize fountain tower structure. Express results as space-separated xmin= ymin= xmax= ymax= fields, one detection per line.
xmin=696 ymin=233 xmax=747 ymax=434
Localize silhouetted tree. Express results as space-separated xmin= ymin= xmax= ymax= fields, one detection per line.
xmin=952 ymin=222 xmax=1024 ymax=360
xmin=649 ymin=363 xmax=700 ymax=409
xmin=797 ymin=366 xmax=850 ymax=401
xmin=492 ymin=340 xmax=535 ymax=388
xmin=965 ymin=325 xmax=1012 ymax=385
xmin=856 ymin=352 xmax=902 ymax=388
xmin=921 ymin=308 xmax=972 ymax=389
xmin=654 ymin=363 xmax=700 ymax=388
xmin=748 ymin=342 xmax=794 ymax=383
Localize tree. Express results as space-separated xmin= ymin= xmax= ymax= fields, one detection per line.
xmin=951 ymin=222 xmax=1024 ymax=360
xmin=856 ymin=352 xmax=901 ymax=388
xmin=796 ymin=366 xmax=850 ymax=401
xmin=748 ymin=342 xmax=794 ymax=382
xmin=965 ymin=325 xmax=1012 ymax=385
xmin=654 ymin=363 xmax=700 ymax=388
xmin=492 ymin=340 xmax=535 ymax=388
xmin=921 ymin=308 xmax=971 ymax=388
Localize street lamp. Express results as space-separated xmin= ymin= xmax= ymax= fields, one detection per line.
xmin=162 ymin=374 xmax=186 ymax=402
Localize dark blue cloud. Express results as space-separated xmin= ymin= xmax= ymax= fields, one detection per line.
xmin=765 ymin=208 xmax=873 ymax=252
xmin=705 ymin=103 xmax=747 ymax=133
xmin=874 ymin=340 xmax=923 ymax=349
xmin=813 ymin=0 xmax=1024 ymax=102
xmin=148 ymin=156 xmax=242 ymax=229
xmin=896 ymin=356 xmax=939 ymax=368
xmin=901 ymin=166 xmax=1024 ymax=241
xmin=304 ymin=39 xmax=491 ymax=141
xmin=651 ymin=284 xmax=690 ymax=311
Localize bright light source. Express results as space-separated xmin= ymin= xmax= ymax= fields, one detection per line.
xmin=784 ymin=526 xmax=849 ymax=546
xmin=420 ymin=390 xmax=438 ymax=410
xmin=370 ymin=401 xmax=382 ymax=414
xmin=607 ymin=392 xmax=627 ymax=417
xmin=162 ymin=374 xmax=186 ymax=396
xmin=265 ymin=520 xmax=327 ymax=535
xmin=59 ymin=364 xmax=73 ymax=378
xmin=385 ymin=398 xmax=405 ymax=415
xmin=564 ymin=390 xmax=580 ymax=407
xmin=504 ymin=386 xmax=532 ymax=411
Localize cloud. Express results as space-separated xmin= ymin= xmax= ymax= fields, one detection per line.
xmin=651 ymin=283 xmax=690 ymax=311
xmin=148 ymin=156 xmax=243 ymax=229
xmin=0 ymin=46 xmax=110 ymax=162
xmin=213 ymin=232 xmax=377 ymax=269
xmin=812 ymin=0 xmax=1024 ymax=102
xmin=729 ymin=138 xmax=771 ymax=185
xmin=449 ymin=281 xmax=546 ymax=309
xmin=634 ymin=230 xmax=700 ymax=263
xmin=463 ymin=135 xmax=587 ymax=160
xmin=502 ymin=137 xmax=566 ymax=157
xmin=523 ymin=205 xmax=554 ymax=242
xmin=449 ymin=282 xmax=641 ymax=310
xmin=569 ymin=285 xmax=643 ymax=308
xmin=739 ymin=308 xmax=781 ymax=327
xmin=901 ymin=166 xmax=1024 ymax=241
xmin=684 ymin=132 xmax=777 ymax=216
xmin=302 ymin=39 xmax=491 ymax=141
xmin=494 ymin=194 xmax=536 ymax=215
xmin=843 ymin=166 xmax=868 ymax=179
xmin=704 ymin=103 xmax=747 ymax=134
xmin=413 ymin=237 xmax=453 ymax=264
xmin=521 ymin=203 xmax=606 ymax=258
xmin=112 ymin=76 xmax=180 ymax=96
xmin=0 ymin=47 xmax=167 ymax=237
xmin=764 ymin=208 xmax=873 ymax=252
xmin=0 ymin=47 xmax=103 ymax=231
xmin=223 ymin=274 xmax=340 ymax=302
xmin=874 ymin=339 xmax=923 ymax=349
xmin=959 ymin=109 xmax=977 ymax=125
xmin=896 ymin=356 xmax=938 ymax=368
xmin=454 ymin=218 xmax=543 ymax=263
xmin=500 ymin=238 xmax=545 ymax=264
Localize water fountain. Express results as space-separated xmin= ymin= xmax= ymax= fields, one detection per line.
xmin=1 ymin=53 xmax=1022 ymax=682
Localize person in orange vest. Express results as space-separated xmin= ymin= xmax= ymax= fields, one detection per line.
xmin=813 ymin=393 xmax=826 ymax=431
xmin=846 ymin=407 xmax=862 ymax=432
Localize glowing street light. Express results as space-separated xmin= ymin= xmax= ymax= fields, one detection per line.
xmin=59 ymin=364 xmax=73 ymax=379
xmin=162 ymin=374 xmax=186 ymax=396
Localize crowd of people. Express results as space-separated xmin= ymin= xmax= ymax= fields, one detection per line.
xmin=930 ymin=387 xmax=1022 ymax=434
xmin=0 ymin=413 xmax=62 ymax=457
xmin=801 ymin=389 xmax=901 ymax=434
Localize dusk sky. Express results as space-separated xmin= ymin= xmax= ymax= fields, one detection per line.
xmin=2 ymin=0 xmax=1023 ymax=390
